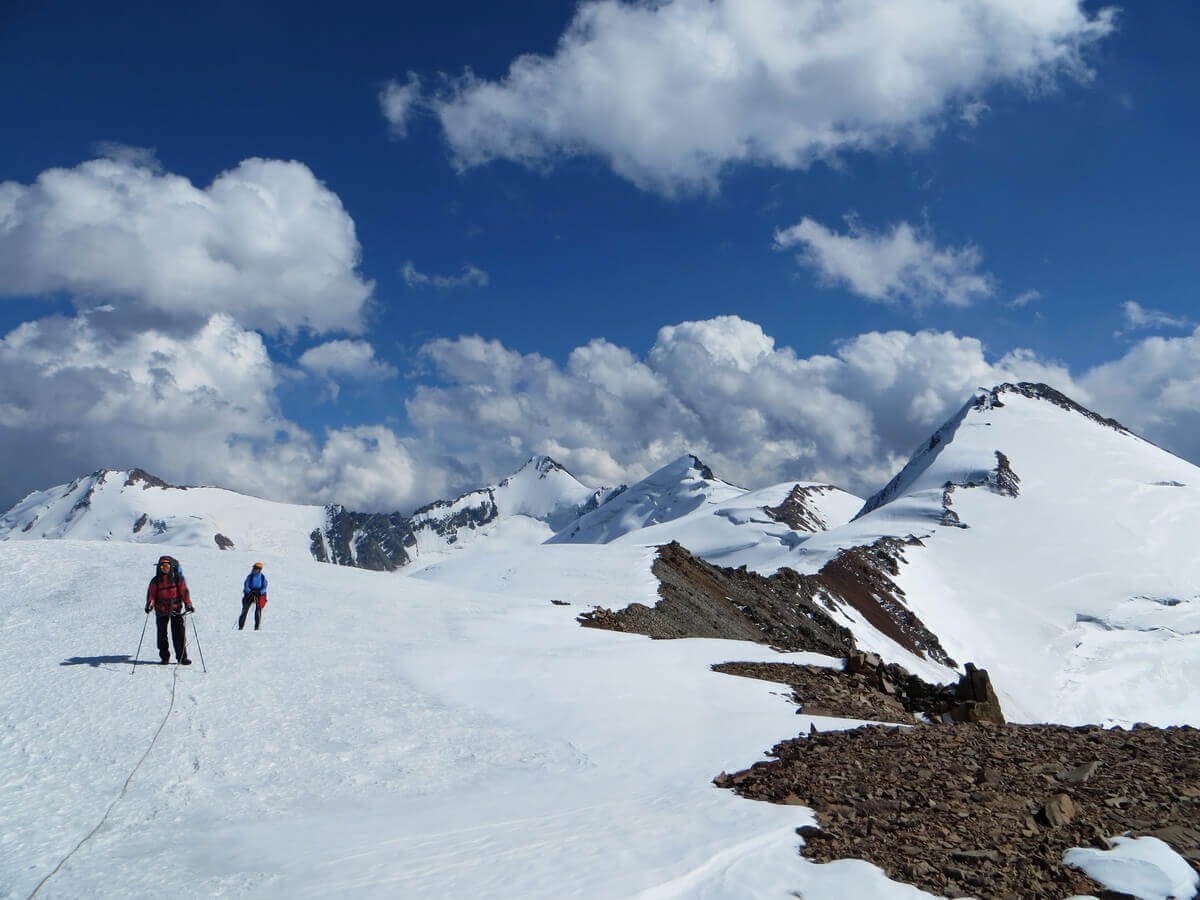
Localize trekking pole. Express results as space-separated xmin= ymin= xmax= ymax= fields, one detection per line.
xmin=188 ymin=613 xmax=208 ymax=673
xmin=131 ymin=612 xmax=150 ymax=675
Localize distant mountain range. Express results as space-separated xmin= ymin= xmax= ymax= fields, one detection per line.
xmin=0 ymin=451 xmax=861 ymax=573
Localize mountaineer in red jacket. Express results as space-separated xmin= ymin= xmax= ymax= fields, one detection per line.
xmin=145 ymin=555 xmax=194 ymax=665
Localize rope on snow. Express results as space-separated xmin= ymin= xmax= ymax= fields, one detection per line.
xmin=28 ymin=665 xmax=182 ymax=898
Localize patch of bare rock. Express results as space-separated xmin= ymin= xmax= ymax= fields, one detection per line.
xmin=712 ymin=659 xmax=1200 ymax=899
xmin=579 ymin=542 xmax=955 ymax=665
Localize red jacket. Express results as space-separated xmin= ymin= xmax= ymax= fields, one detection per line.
xmin=147 ymin=574 xmax=193 ymax=616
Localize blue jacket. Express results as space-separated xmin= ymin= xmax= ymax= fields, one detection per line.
xmin=244 ymin=571 xmax=268 ymax=593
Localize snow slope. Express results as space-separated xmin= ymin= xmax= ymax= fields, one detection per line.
xmin=609 ymin=481 xmax=863 ymax=571
xmin=0 ymin=469 xmax=325 ymax=556
xmin=2 ymin=538 xmax=940 ymax=900
xmin=764 ymin=384 xmax=1200 ymax=727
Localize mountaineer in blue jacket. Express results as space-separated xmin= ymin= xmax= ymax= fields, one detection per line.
xmin=238 ymin=562 xmax=268 ymax=630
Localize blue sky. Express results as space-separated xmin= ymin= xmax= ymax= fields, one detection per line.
xmin=1 ymin=0 xmax=1197 ymax=511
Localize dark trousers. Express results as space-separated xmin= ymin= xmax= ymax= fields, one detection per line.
xmin=239 ymin=593 xmax=262 ymax=630
xmin=156 ymin=614 xmax=187 ymax=661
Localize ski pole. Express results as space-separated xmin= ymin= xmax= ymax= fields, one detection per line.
xmin=131 ymin=611 xmax=150 ymax=675
xmin=188 ymin=612 xmax=207 ymax=673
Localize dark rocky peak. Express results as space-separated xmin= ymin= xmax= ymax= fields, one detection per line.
xmin=123 ymin=468 xmax=182 ymax=490
xmin=764 ymin=484 xmax=843 ymax=532
xmin=688 ymin=454 xmax=717 ymax=482
xmin=975 ymin=382 xmax=1131 ymax=435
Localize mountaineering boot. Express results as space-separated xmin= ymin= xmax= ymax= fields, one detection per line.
xmin=179 ymin=656 xmax=192 ymax=665
xmin=160 ymin=656 xmax=169 ymax=665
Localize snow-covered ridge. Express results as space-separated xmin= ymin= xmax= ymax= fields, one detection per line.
xmin=548 ymin=453 xmax=746 ymax=544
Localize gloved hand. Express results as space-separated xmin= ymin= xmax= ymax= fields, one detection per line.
xmin=145 ymin=605 xmax=152 ymax=614
xmin=184 ymin=607 xmax=195 ymax=615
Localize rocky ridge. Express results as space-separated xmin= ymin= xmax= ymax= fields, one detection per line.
xmin=711 ymin=661 xmax=1200 ymax=899
xmin=580 ymin=540 xmax=956 ymax=666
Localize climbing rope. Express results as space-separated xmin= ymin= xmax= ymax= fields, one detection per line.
xmin=28 ymin=666 xmax=181 ymax=898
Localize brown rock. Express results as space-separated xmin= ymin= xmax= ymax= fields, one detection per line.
xmin=1042 ymin=792 xmax=1077 ymax=826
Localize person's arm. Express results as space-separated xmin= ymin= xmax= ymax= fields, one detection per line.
xmin=181 ymin=577 xmax=194 ymax=612
xmin=145 ymin=580 xmax=155 ymax=613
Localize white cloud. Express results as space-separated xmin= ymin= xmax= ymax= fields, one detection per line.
xmin=7 ymin=311 xmax=1200 ymax=517
xmin=1121 ymin=300 xmax=1190 ymax=332
xmin=1010 ymin=288 xmax=1043 ymax=308
xmin=406 ymin=316 xmax=1072 ymax=495
xmin=0 ymin=312 xmax=426 ymax=512
xmin=0 ymin=155 xmax=373 ymax=335
xmin=1082 ymin=327 xmax=1200 ymax=465
xmin=299 ymin=340 xmax=398 ymax=381
xmin=960 ymin=99 xmax=991 ymax=127
xmin=401 ymin=261 xmax=489 ymax=289
xmin=775 ymin=217 xmax=995 ymax=308
xmin=298 ymin=339 xmax=399 ymax=401
xmin=431 ymin=0 xmax=1116 ymax=192
xmin=380 ymin=74 xmax=422 ymax=138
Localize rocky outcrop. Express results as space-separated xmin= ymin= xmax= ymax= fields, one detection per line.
xmin=579 ymin=542 xmax=855 ymax=656
xmin=714 ymin=653 xmax=1002 ymax=726
xmin=311 ymin=505 xmax=416 ymax=572
xmin=764 ymin=484 xmax=846 ymax=532
xmin=579 ymin=540 xmax=956 ymax=666
xmin=715 ymin=720 xmax=1200 ymax=899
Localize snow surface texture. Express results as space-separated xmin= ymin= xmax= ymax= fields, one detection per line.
xmin=1064 ymin=836 xmax=1200 ymax=900
xmin=1 ymin=539 xmax=948 ymax=899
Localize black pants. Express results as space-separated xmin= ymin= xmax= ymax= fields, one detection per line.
xmin=156 ymin=614 xmax=187 ymax=661
xmin=239 ymin=593 xmax=262 ymax=630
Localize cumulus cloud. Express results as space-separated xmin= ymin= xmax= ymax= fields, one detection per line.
xmin=380 ymin=74 xmax=422 ymax=138
xmin=6 ymin=309 xmax=1200 ymax=516
xmin=0 ymin=155 xmax=373 ymax=335
xmin=401 ymin=261 xmax=489 ymax=289
xmin=406 ymin=315 xmax=1077 ymax=495
xmin=775 ymin=217 xmax=995 ymax=308
xmin=298 ymin=339 xmax=399 ymax=401
xmin=1082 ymin=327 xmax=1200 ymax=465
xmin=1120 ymin=300 xmax=1190 ymax=332
xmin=431 ymin=0 xmax=1116 ymax=192
xmin=0 ymin=312 xmax=426 ymax=512
xmin=299 ymin=340 xmax=398 ymax=381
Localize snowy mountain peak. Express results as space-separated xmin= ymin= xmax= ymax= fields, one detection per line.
xmin=503 ymin=454 xmax=568 ymax=481
xmin=973 ymin=382 xmax=1131 ymax=435
xmin=548 ymin=452 xmax=747 ymax=545
xmin=858 ymin=382 xmax=1136 ymax=519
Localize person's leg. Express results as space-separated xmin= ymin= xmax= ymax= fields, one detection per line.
xmin=239 ymin=596 xmax=253 ymax=629
xmin=171 ymin=614 xmax=189 ymax=662
xmin=156 ymin=615 xmax=170 ymax=662
xmin=254 ymin=596 xmax=263 ymax=629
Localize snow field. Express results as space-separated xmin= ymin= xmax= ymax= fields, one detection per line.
xmin=0 ymin=539 xmax=934 ymax=898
